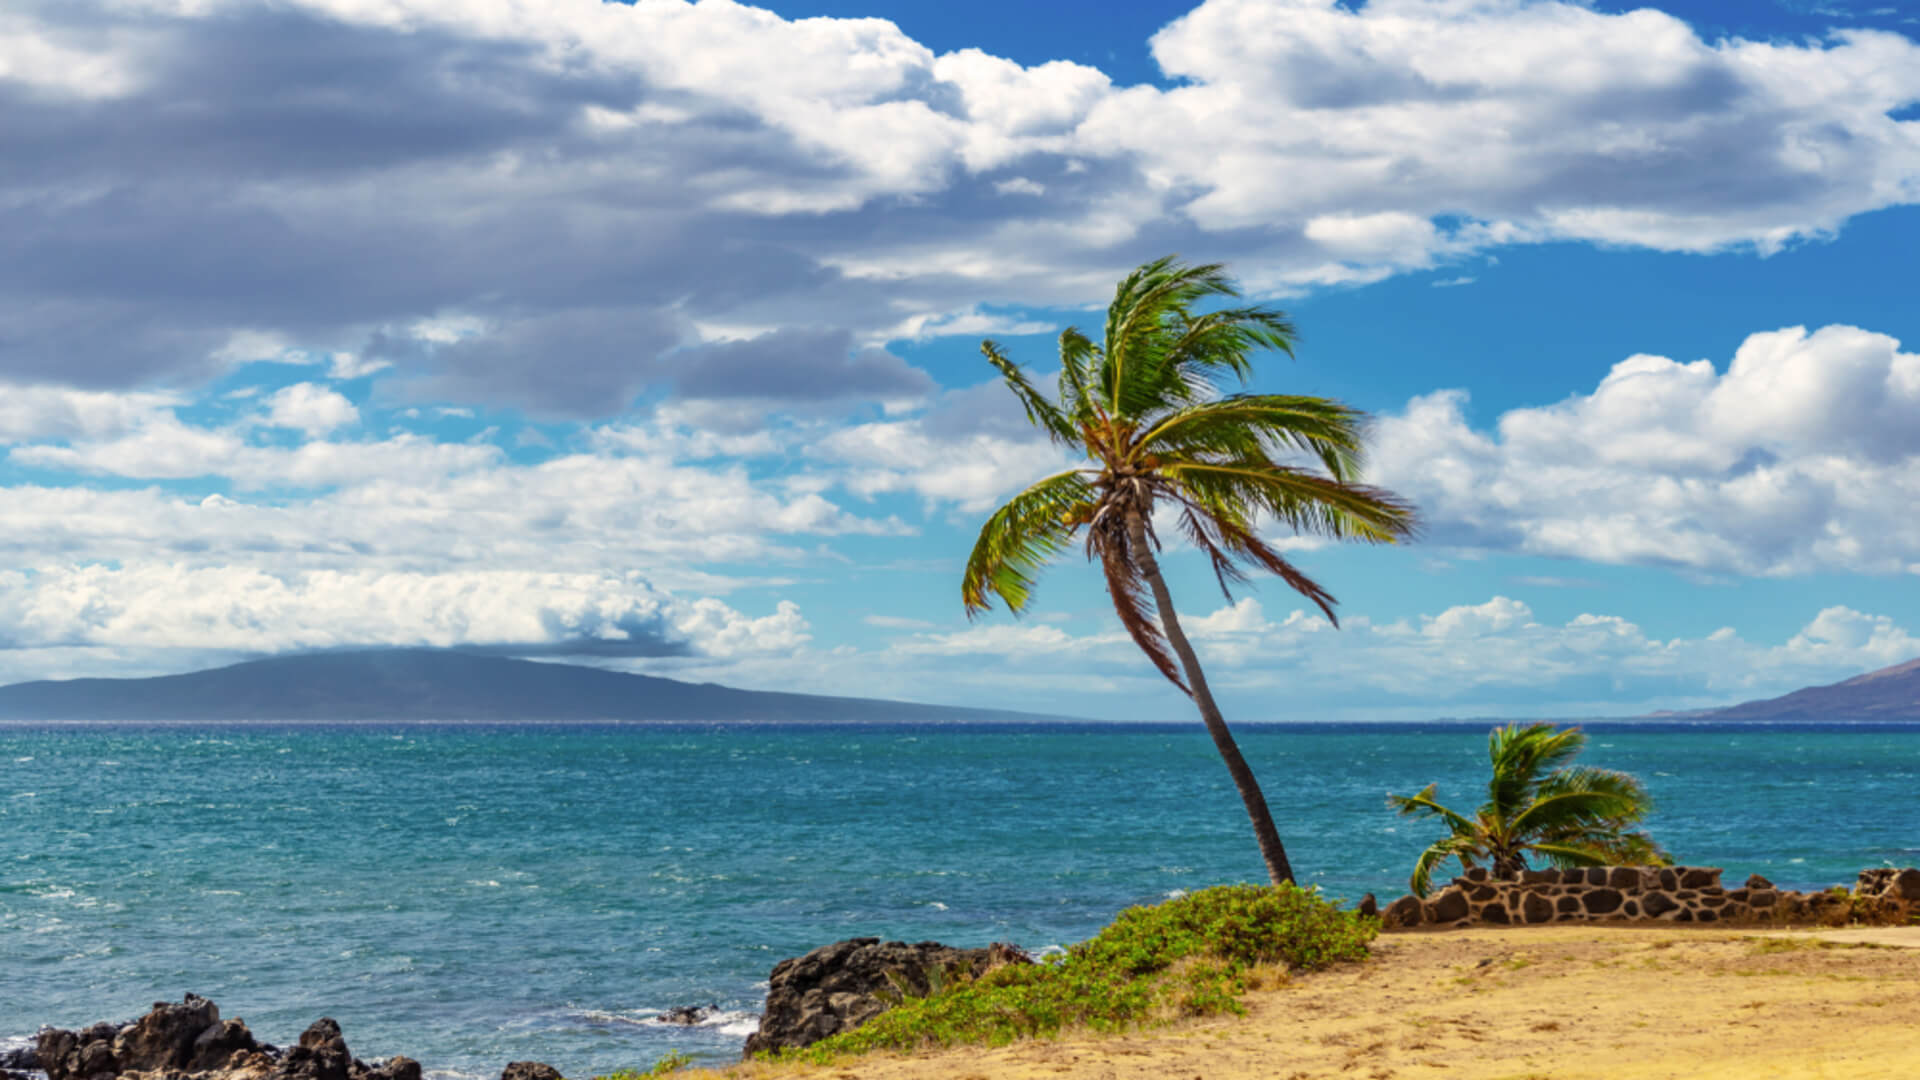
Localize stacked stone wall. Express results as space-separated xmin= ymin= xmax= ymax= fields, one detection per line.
xmin=1380 ymin=865 xmax=1920 ymax=931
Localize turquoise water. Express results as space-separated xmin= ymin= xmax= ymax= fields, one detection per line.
xmin=4 ymin=721 xmax=1917 ymax=1074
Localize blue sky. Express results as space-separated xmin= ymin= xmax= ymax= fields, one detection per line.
xmin=3 ymin=0 xmax=1919 ymax=720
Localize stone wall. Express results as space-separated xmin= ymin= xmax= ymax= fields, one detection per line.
xmin=1380 ymin=865 xmax=1920 ymax=931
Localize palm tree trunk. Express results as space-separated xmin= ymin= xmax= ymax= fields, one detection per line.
xmin=1126 ymin=512 xmax=1296 ymax=887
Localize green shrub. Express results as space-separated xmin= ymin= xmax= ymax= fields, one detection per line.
xmin=593 ymin=1049 xmax=694 ymax=1079
xmin=781 ymin=883 xmax=1376 ymax=1061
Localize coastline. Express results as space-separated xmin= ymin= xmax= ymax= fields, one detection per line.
xmin=712 ymin=924 xmax=1920 ymax=1079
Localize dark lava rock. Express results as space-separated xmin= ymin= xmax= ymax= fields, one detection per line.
xmin=1381 ymin=894 xmax=1422 ymax=928
xmin=655 ymin=1005 xmax=716 ymax=1026
xmin=744 ymin=938 xmax=1028 ymax=1057
xmin=1 ymin=1045 xmax=41 ymax=1072
xmin=1426 ymin=888 xmax=1470 ymax=924
xmin=1356 ymin=894 xmax=1378 ymax=919
xmin=367 ymin=1058 xmax=420 ymax=1080
xmin=34 ymin=997 xmax=423 ymax=1080
xmin=116 ymin=994 xmax=220 ymax=1073
xmin=499 ymin=1062 xmax=563 ymax=1080
xmin=1896 ymin=868 xmax=1920 ymax=901
xmin=1582 ymin=888 xmax=1624 ymax=915
xmin=1522 ymin=892 xmax=1555 ymax=924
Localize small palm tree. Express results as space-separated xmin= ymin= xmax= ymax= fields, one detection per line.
xmin=962 ymin=256 xmax=1417 ymax=887
xmin=1388 ymin=722 xmax=1668 ymax=897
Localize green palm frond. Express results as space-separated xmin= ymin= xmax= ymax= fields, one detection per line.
xmin=1135 ymin=395 xmax=1368 ymax=478
xmin=1056 ymin=327 xmax=1101 ymax=425
xmin=1410 ymin=834 xmax=1482 ymax=898
xmin=1392 ymin=723 xmax=1664 ymax=889
xmin=1509 ymin=769 xmax=1650 ymax=837
xmin=982 ymin=340 xmax=1076 ymax=447
xmin=1102 ymin=258 xmax=1243 ymax=420
xmin=1525 ymin=841 xmax=1618 ymax=869
xmin=1160 ymin=460 xmax=1415 ymax=544
xmin=1487 ymin=724 xmax=1587 ymax=819
xmin=962 ymin=469 xmax=1096 ymax=616
xmin=1386 ymin=784 xmax=1479 ymax=836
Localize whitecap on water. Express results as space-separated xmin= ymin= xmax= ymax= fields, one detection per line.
xmin=580 ymin=1007 xmax=761 ymax=1040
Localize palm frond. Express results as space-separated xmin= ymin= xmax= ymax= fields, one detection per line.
xmin=982 ymin=340 xmax=1076 ymax=447
xmin=1136 ymin=395 xmax=1368 ymax=480
xmin=1410 ymin=834 xmax=1481 ymax=898
xmin=1090 ymin=515 xmax=1188 ymax=693
xmin=1387 ymin=784 xmax=1480 ymax=836
xmin=1509 ymin=768 xmax=1651 ymax=838
xmin=1525 ymin=840 xmax=1620 ymax=869
xmin=1486 ymin=724 xmax=1586 ymax=819
xmin=1057 ymin=326 xmax=1101 ymax=426
xmin=961 ymin=470 xmax=1096 ymax=617
xmin=1103 ymin=258 xmax=1236 ymax=420
xmin=1160 ymin=460 xmax=1418 ymax=545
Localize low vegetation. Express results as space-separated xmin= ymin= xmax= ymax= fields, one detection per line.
xmin=774 ymin=883 xmax=1377 ymax=1062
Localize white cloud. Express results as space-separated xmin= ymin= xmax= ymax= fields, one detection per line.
xmin=0 ymin=563 xmax=808 ymax=659
xmin=1369 ymin=324 xmax=1920 ymax=576
xmin=6 ymin=0 xmax=1919 ymax=408
xmin=1104 ymin=0 xmax=1920 ymax=255
xmin=817 ymin=420 xmax=1072 ymax=512
xmin=896 ymin=593 xmax=1920 ymax=715
xmin=0 ymin=383 xmax=180 ymax=443
xmin=265 ymin=382 xmax=359 ymax=437
xmin=327 ymin=351 xmax=391 ymax=379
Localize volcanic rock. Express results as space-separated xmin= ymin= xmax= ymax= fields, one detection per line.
xmin=743 ymin=938 xmax=1028 ymax=1057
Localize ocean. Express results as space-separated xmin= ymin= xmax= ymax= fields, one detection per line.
xmin=4 ymin=721 xmax=1917 ymax=1075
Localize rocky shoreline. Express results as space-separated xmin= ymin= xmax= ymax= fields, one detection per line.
xmin=12 ymin=939 xmax=1028 ymax=1080
xmin=17 ymin=867 xmax=1916 ymax=1078
xmin=14 ymin=997 xmax=565 ymax=1080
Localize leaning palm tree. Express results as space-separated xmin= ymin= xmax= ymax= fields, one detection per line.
xmin=1387 ymin=722 xmax=1668 ymax=897
xmin=962 ymin=256 xmax=1417 ymax=887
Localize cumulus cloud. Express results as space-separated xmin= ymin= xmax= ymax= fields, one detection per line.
xmin=896 ymin=593 xmax=1920 ymax=715
xmin=0 ymin=564 xmax=807 ymax=659
xmin=0 ymin=383 xmax=179 ymax=442
xmin=1368 ymin=324 xmax=1920 ymax=575
xmin=0 ymin=0 xmax=1914 ymax=413
xmin=812 ymin=381 xmax=1078 ymax=511
xmin=264 ymin=382 xmax=359 ymax=436
xmin=0 ymin=398 xmax=905 ymax=575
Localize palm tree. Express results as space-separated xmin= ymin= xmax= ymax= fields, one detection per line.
xmin=961 ymin=256 xmax=1417 ymax=887
xmin=1387 ymin=722 xmax=1668 ymax=897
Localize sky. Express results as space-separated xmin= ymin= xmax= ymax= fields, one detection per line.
xmin=2 ymin=0 xmax=1919 ymax=722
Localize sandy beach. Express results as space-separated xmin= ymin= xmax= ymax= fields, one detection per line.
xmin=720 ymin=925 xmax=1920 ymax=1080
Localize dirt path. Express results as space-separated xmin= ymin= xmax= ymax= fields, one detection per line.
xmin=719 ymin=925 xmax=1920 ymax=1080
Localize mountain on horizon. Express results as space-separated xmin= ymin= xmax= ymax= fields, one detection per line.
xmin=0 ymin=649 xmax=1077 ymax=723
xmin=1671 ymin=655 xmax=1920 ymax=723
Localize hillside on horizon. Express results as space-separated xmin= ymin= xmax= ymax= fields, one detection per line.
xmin=0 ymin=649 xmax=1078 ymax=723
xmin=1658 ymin=655 xmax=1920 ymax=723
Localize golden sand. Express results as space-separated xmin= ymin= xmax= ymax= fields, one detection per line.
xmin=705 ymin=926 xmax=1920 ymax=1080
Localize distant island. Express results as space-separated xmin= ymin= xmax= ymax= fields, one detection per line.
xmin=0 ymin=649 xmax=1077 ymax=723
xmin=1645 ymin=655 xmax=1920 ymax=724
xmin=2 ymin=648 xmax=1915 ymax=724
